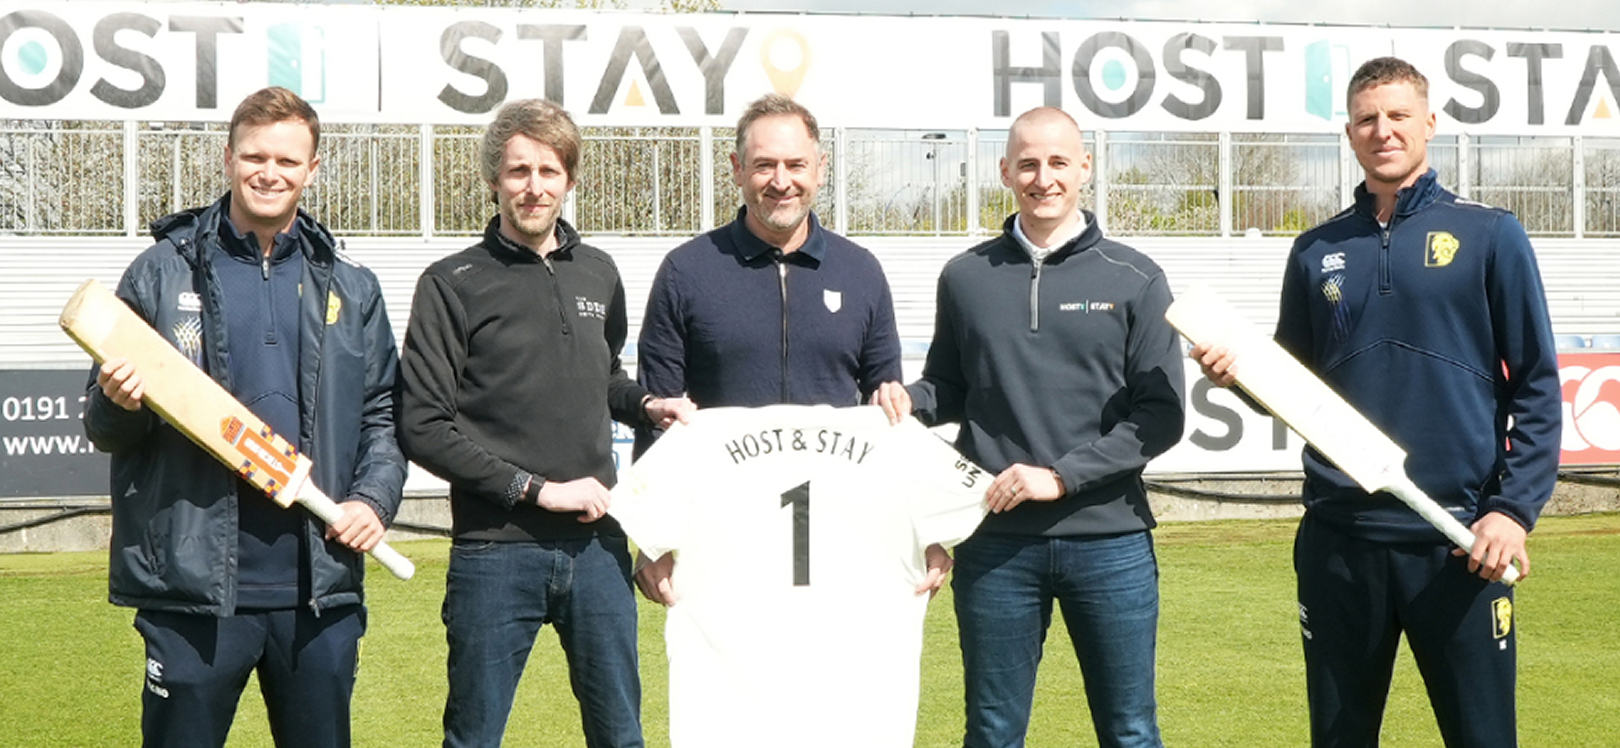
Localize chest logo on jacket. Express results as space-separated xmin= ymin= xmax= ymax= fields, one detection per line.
xmin=173 ymin=317 xmax=203 ymax=367
xmin=823 ymin=289 xmax=842 ymax=313
xmin=1057 ymin=301 xmax=1117 ymax=313
xmin=576 ymin=296 xmax=608 ymax=321
xmin=177 ymin=291 xmax=202 ymax=312
xmin=1426 ymin=232 xmax=1460 ymax=267
xmin=326 ymin=291 xmax=342 ymax=325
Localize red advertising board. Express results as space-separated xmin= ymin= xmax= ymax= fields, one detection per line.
xmin=1560 ymin=352 xmax=1620 ymax=465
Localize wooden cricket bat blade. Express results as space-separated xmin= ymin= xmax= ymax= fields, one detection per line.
xmin=60 ymin=278 xmax=414 ymax=581
xmin=1166 ymin=285 xmax=1518 ymax=585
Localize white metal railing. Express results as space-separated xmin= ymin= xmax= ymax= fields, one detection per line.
xmin=4 ymin=120 xmax=1618 ymax=239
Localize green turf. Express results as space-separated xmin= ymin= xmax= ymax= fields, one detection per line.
xmin=3 ymin=513 xmax=1616 ymax=747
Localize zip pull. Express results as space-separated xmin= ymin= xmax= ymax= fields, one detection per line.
xmin=261 ymin=255 xmax=270 ymax=281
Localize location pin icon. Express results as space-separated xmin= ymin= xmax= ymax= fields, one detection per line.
xmin=760 ymin=29 xmax=811 ymax=98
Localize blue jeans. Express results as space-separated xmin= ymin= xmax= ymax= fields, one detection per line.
xmin=441 ymin=536 xmax=643 ymax=748
xmin=953 ymin=531 xmax=1164 ymax=748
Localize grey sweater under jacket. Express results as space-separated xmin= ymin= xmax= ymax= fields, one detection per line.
xmin=906 ymin=212 xmax=1186 ymax=538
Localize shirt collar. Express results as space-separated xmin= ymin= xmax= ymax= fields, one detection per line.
xmin=727 ymin=206 xmax=829 ymax=263
xmin=219 ymin=211 xmax=302 ymax=264
xmin=483 ymin=214 xmax=577 ymax=261
xmin=1011 ymin=211 xmax=1088 ymax=262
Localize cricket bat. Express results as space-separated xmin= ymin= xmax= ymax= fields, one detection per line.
xmin=1167 ymin=286 xmax=1520 ymax=585
xmin=59 ymin=279 xmax=415 ymax=581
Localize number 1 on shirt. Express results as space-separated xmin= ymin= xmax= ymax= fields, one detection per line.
xmin=781 ymin=481 xmax=810 ymax=586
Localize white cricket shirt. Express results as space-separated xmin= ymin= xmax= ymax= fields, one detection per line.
xmin=612 ymin=405 xmax=989 ymax=748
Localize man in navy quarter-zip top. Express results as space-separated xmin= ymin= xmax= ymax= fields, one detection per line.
xmin=633 ymin=94 xmax=939 ymax=604
xmin=1193 ymin=57 xmax=1560 ymax=748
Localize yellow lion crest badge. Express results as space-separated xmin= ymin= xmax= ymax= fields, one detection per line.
xmin=1426 ymin=232 xmax=1460 ymax=267
xmin=326 ymin=291 xmax=342 ymax=325
xmin=1492 ymin=596 xmax=1513 ymax=639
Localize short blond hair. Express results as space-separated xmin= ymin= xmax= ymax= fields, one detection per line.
xmin=1347 ymin=57 xmax=1429 ymax=105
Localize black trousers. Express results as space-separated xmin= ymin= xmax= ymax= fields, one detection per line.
xmin=1294 ymin=514 xmax=1518 ymax=748
xmin=135 ymin=605 xmax=365 ymax=748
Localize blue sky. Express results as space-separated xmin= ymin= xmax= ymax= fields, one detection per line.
xmin=628 ymin=0 xmax=1620 ymax=32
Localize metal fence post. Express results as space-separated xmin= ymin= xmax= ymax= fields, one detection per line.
xmin=1093 ymin=130 xmax=1108 ymax=235
xmin=1574 ymin=135 xmax=1586 ymax=239
xmin=25 ymin=131 xmax=36 ymax=232
xmin=700 ymin=126 xmax=714 ymax=231
xmin=835 ymin=126 xmax=849 ymax=233
xmin=1218 ymin=131 xmax=1233 ymax=238
xmin=370 ymin=133 xmax=381 ymax=233
xmin=966 ymin=128 xmax=980 ymax=235
xmin=124 ymin=121 xmax=139 ymax=237
xmin=420 ymin=124 xmax=434 ymax=239
xmin=1457 ymin=132 xmax=1471 ymax=199
xmin=652 ymin=140 xmax=663 ymax=232
xmin=1340 ymin=134 xmax=1356 ymax=208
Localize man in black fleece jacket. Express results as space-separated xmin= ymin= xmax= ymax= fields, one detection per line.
xmin=398 ymin=99 xmax=691 ymax=748
xmin=876 ymin=107 xmax=1185 ymax=748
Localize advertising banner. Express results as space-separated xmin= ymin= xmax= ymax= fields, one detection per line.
xmin=3 ymin=2 xmax=1620 ymax=134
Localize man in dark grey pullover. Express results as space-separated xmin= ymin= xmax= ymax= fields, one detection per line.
xmin=875 ymin=107 xmax=1185 ymax=748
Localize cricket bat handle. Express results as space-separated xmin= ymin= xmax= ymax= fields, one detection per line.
xmin=1386 ymin=477 xmax=1520 ymax=585
xmin=295 ymin=482 xmax=416 ymax=581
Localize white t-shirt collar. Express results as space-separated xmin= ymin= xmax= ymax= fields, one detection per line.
xmin=1012 ymin=212 xmax=1088 ymax=263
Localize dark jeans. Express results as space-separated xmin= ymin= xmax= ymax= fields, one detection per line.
xmin=441 ymin=535 xmax=643 ymax=748
xmin=953 ymin=531 xmax=1165 ymax=748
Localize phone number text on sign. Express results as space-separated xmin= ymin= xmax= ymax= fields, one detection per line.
xmin=3 ymin=395 xmax=82 ymax=422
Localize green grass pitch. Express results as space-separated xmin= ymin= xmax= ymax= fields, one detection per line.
xmin=3 ymin=514 xmax=1616 ymax=746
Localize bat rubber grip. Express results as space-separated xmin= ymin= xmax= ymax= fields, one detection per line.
xmin=295 ymin=483 xmax=416 ymax=581
xmin=1387 ymin=478 xmax=1521 ymax=586
xmin=369 ymin=542 xmax=416 ymax=581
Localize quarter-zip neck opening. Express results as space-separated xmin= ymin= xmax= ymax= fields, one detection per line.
xmin=260 ymin=253 xmax=276 ymax=346
xmin=223 ymin=224 xmax=301 ymax=348
xmin=1379 ymin=221 xmax=1394 ymax=294
xmin=1029 ymin=258 xmax=1043 ymax=333
xmin=540 ymin=254 xmax=572 ymax=336
xmin=1010 ymin=212 xmax=1087 ymax=334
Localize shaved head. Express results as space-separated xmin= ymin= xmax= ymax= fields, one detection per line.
xmin=1007 ymin=107 xmax=1082 ymax=152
